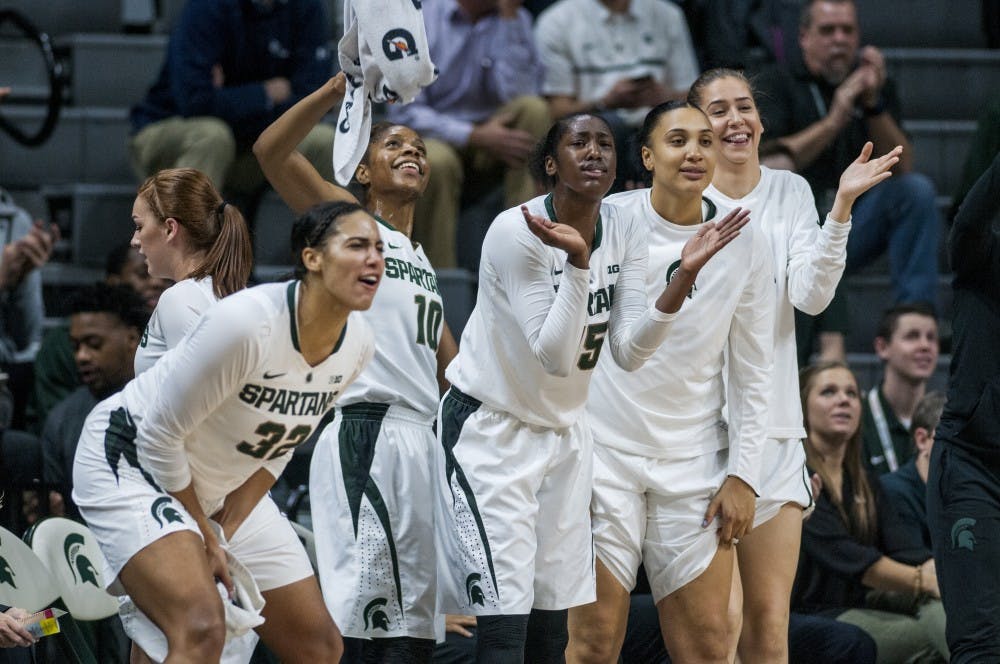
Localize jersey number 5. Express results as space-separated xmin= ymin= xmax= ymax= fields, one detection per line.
xmin=236 ymin=422 xmax=312 ymax=460
xmin=414 ymin=294 xmax=443 ymax=351
xmin=578 ymin=322 xmax=608 ymax=370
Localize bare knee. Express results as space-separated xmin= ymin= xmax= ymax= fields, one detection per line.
xmin=280 ymin=625 xmax=343 ymax=663
xmin=740 ymin=608 xmax=790 ymax=661
xmin=568 ymin=611 xmax=624 ymax=664
xmin=162 ymin=603 xmax=225 ymax=661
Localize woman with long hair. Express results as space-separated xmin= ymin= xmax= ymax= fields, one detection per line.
xmin=797 ymin=361 xmax=947 ymax=663
xmin=254 ymin=73 xmax=457 ymax=661
xmin=74 ymin=201 xmax=382 ymax=663
xmin=568 ymin=100 xmax=771 ymax=664
xmin=130 ymin=167 xmax=253 ymax=374
xmin=687 ymin=67 xmax=901 ymax=662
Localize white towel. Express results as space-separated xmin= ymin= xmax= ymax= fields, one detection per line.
xmin=118 ymin=534 xmax=265 ymax=663
xmin=333 ymin=0 xmax=437 ymax=185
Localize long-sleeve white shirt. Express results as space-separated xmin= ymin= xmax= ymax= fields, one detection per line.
xmin=134 ymin=277 xmax=217 ymax=375
xmin=589 ymin=189 xmax=774 ymax=494
xmin=706 ymin=166 xmax=849 ymax=439
xmin=127 ymin=281 xmax=372 ymax=515
xmin=446 ymin=194 xmax=676 ymax=429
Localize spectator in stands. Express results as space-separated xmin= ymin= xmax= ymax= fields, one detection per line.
xmin=795 ymin=361 xmax=948 ymax=663
xmin=861 ymin=303 xmax=939 ymax=476
xmin=880 ymin=391 xmax=946 ymax=560
xmin=533 ymin=0 xmax=698 ymax=190
xmin=0 ymin=190 xmax=57 ymax=377
xmin=386 ymin=0 xmax=551 ymax=269
xmin=697 ymin=0 xmax=806 ymax=73
xmin=42 ymin=283 xmax=148 ymax=520
xmin=755 ymin=0 xmax=941 ymax=360
xmin=28 ymin=243 xmax=166 ymax=431
xmin=128 ymin=0 xmax=334 ymax=197
xmin=927 ymin=151 xmax=1000 ymax=662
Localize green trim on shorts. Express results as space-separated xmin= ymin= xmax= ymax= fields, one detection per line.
xmin=440 ymin=388 xmax=499 ymax=599
xmin=104 ymin=406 xmax=160 ymax=491
xmin=337 ymin=403 xmax=404 ymax=617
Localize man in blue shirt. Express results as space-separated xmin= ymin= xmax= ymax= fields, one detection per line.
xmin=129 ymin=0 xmax=334 ymax=196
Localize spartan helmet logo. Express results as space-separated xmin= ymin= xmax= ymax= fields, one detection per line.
xmin=665 ymin=259 xmax=697 ymax=299
xmin=151 ymin=496 xmax=184 ymax=528
xmin=466 ymin=573 xmax=485 ymax=607
xmin=363 ymin=597 xmax=390 ymax=631
xmin=381 ymin=29 xmax=418 ymax=61
xmin=951 ymin=517 xmax=977 ymax=551
xmin=63 ymin=533 xmax=100 ymax=587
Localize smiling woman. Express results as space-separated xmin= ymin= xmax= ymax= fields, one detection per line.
xmin=72 ymin=200 xmax=380 ymax=663
xmin=254 ymin=75 xmax=458 ymax=661
xmin=567 ymin=101 xmax=771 ymax=664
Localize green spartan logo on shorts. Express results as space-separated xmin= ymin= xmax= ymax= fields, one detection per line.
xmin=151 ymin=496 xmax=184 ymax=528
xmin=363 ymin=597 xmax=390 ymax=631
xmin=951 ymin=517 xmax=977 ymax=551
xmin=63 ymin=533 xmax=100 ymax=586
xmin=466 ymin=573 xmax=485 ymax=607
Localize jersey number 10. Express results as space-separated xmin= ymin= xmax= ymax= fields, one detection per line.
xmin=414 ymin=294 xmax=443 ymax=351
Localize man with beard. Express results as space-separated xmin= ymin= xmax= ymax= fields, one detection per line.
xmin=41 ymin=283 xmax=149 ymax=519
xmin=754 ymin=0 xmax=940 ymax=356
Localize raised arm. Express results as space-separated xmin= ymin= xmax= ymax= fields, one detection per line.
xmin=607 ymin=208 xmax=751 ymax=371
xmin=253 ymin=75 xmax=354 ymax=214
xmin=490 ymin=208 xmax=591 ymax=377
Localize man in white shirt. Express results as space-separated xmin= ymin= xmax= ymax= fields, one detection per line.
xmin=534 ymin=0 xmax=699 ymax=188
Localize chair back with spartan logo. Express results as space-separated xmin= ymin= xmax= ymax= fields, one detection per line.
xmin=0 ymin=524 xmax=61 ymax=611
xmin=24 ymin=518 xmax=118 ymax=621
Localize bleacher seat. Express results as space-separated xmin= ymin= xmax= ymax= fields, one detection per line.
xmin=41 ymin=183 xmax=136 ymax=267
xmin=905 ymin=119 xmax=977 ymax=196
xmin=857 ymin=0 xmax=987 ymax=48
xmin=60 ymin=33 xmax=167 ymax=108
xmin=887 ymin=49 xmax=1000 ymax=121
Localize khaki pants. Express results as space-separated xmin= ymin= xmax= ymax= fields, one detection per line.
xmin=412 ymin=96 xmax=550 ymax=269
xmin=129 ymin=116 xmax=335 ymax=197
xmin=838 ymin=597 xmax=949 ymax=663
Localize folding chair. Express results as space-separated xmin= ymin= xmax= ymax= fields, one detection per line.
xmin=23 ymin=518 xmax=119 ymax=622
xmin=0 ymin=524 xmax=96 ymax=664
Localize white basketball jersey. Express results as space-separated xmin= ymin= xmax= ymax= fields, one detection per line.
xmin=446 ymin=193 xmax=654 ymax=429
xmin=589 ymin=189 xmax=773 ymax=490
xmin=134 ymin=277 xmax=216 ymax=375
xmin=339 ymin=219 xmax=442 ymax=417
xmin=124 ymin=281 xmax=373 ymax=514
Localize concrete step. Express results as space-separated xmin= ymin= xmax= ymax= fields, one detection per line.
xmin=886 ymin=49 xmax=1000 ymax=121
xmin=857 ymin=0 xmax=987 ymax=49
xmin=40 ymin=262 xmax=105 ymax=318
xmin=904 ymin=119 xmax=976 ymax=196
xmin=41 ymin=183 xmax=136 ymax=268
xmin=842 ymin=274 xmax=953 ymax=353
xmin=0 ymin=0 xmax=124 ymax=36
xmin=0 ymin=106 xmax=134 ymax=187
xmin=0 ymin=38 xmax=57 ymax=104
xmin=57 ymin=33 xmax=167 ymax=107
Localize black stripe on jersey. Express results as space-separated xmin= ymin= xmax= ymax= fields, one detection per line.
xmin=338 ymin=403 xmax=404 ymax=618
xmin=439 ymin=388 xmax=499 ymax=600
xmin=287 ymin=281 xmax=301 ymax=352
xmin=104 ymin=407 xmax=161 ymax=491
